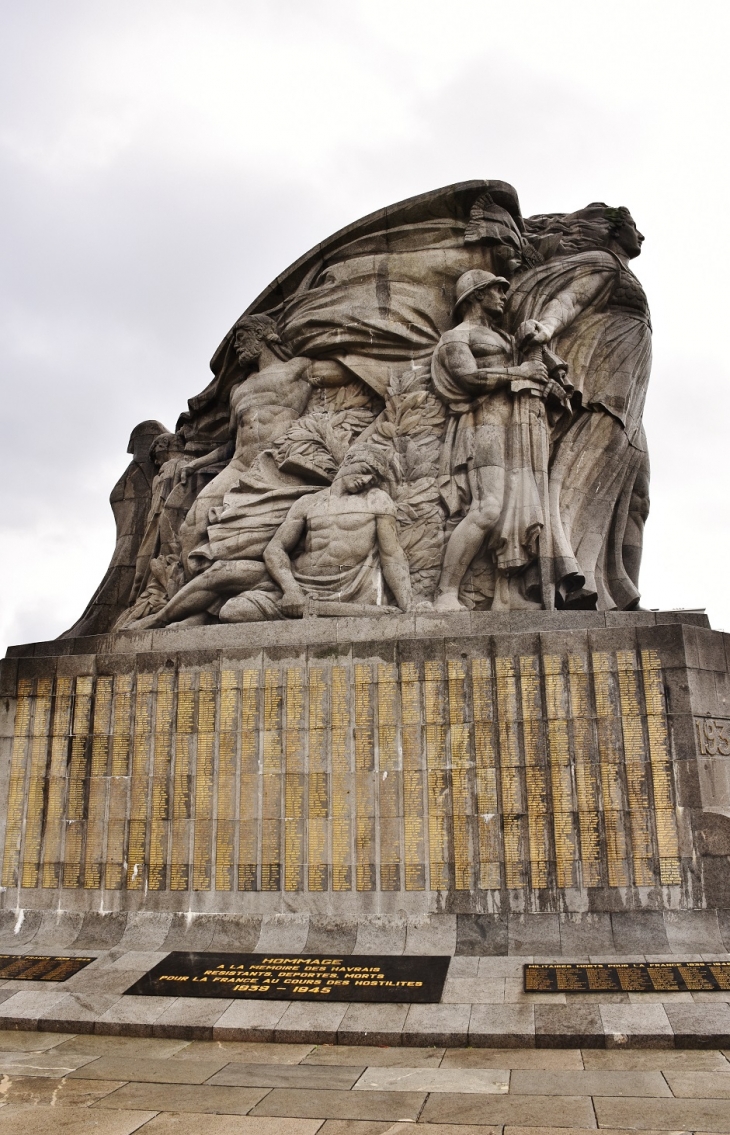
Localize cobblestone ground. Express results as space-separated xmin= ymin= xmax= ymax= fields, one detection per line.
xmin=0 ymin=1032 xmax=729 ymax=1132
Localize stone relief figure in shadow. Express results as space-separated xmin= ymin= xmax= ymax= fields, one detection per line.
xmin=508 ymin=203 xmax=651 ymax=609
xmin=115 ymin=430 xmax=232 ymax=629
xmin=432 ymin=270 xmax=571 ymax=612
xmin=61 ymin=419 xmax=168 ymax=638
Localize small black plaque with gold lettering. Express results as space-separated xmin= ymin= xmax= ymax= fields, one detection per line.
xmin=127 ymin=952 xmax=450 ymax=1002
xmin=0 ymin=955 xmax=95 ymax=981
xmin=525 ymin=962 xmax=730 ymax=993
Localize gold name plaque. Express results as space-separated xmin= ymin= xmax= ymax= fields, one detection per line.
xmin=526 ymin=961 xmax=730 ymax=993
xmin=1 ymin=649 xmax=682 ymax=897
xmin=0 ymin=955 xmax=95 ymax=981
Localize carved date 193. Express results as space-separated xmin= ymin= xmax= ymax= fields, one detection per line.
xmin=696 ymin=718 xmax=730 ymax=757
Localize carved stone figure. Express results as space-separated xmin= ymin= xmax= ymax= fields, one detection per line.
xmin=115 ymin=431 xmax=231 ymax=628
xmin=61 ymin=419 xmax=168 ymax=638
xmin=432 ymin=270 xmax=570 ymax=611
xmin=130 ymin=446 xmax=410 ymax=627
xmin=66 ymin=182 xmax=655 ymax=632
xmin=221 ymin=446 xmax=412 ymax=621
xmin=508 ymin=204 xmax=651 ymax=608
xmin=177 ymin=314 xmax=350 ymax=573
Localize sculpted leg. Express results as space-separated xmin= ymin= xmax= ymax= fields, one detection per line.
xmin=435 ymin=466 xmax=504 ymax=611
xmin=179 ymin=463 xmax=245 ymax=575
xmin=435 ymin=512 xmax=495 ymax=610
xmin=128 ymin=560 xmax=265 ymax=628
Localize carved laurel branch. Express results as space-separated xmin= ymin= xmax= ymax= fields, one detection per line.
xmin=273 ymin=380 xmax=377 ymax=481
xmin=370 ymin=366 xmax=446 ymax=600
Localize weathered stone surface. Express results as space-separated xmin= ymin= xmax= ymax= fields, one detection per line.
xmin=1 ymin=183 xmax=728 ymax=944
xmin=64 ymin=184 xmax=654 ymax=636
xmin=2 ymin=611 xmax=729 ymax=917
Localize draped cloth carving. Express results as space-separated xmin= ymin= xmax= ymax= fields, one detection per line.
xmin=62 ymin=182 xmax=654 ymax=636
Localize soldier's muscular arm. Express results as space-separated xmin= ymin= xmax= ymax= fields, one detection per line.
xmin=443 ymin=341 xmax=514 ymax=394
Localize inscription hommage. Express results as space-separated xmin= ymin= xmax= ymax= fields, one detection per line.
xmin=1 ymin=648 xmax=682 ymax=898
xmin=127 ymin=952 xmax=450 ymax=1003
xmin=525 ymin=962 xmax=730 ymax=994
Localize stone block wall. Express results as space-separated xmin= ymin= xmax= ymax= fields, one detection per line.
xmin=0 ymin=610 xmax=727 ymax=917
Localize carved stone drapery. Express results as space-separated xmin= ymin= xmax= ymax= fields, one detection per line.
xmin=62 ymin=182 xmax=651 ymax=636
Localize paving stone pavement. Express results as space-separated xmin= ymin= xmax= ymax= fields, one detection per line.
xmin=1 ymin=1031 xmax=730 ymax=1132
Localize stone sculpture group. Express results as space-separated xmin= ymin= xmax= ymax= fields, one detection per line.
xmin=64 ymin=181 xmax=652 ymax=638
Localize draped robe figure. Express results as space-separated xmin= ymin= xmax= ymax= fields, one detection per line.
xmin=507 ymin=221 xmax=651 ymax=609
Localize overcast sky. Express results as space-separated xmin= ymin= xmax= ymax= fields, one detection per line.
xmin=0 ymin=0 xmax=728 ymax=650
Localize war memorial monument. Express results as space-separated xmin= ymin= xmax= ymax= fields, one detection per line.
xmin=1 ymin=180 xmax=729 ymax=1045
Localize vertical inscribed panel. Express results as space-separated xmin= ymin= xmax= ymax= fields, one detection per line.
xmin=192 ymin=670 xmax=217 ymax=890
xmin=472 ymin=657 xmax=501 ymax=889
xmin=543 ymin=656 xmax=577 ymax=889
xmin=216 ymin=669 xmax=239 ymax=891
xmin=63 ymin=675 xmax=94 ymax=888
xmin=261 ymin=668 xmax=282 ymax=891
xmin=448 ymin=659 xmax=472 ymax=891
xmin=401 ymin=661 xmax=425 ymax=890
xmin=377 ymin=663 xmax=401 ymax=891
xmin=41 ymin=677 xmax=74 ymax=889
xmin=592 ymin=653 xmax=630 ymax=888
xmin=520 ymin=657 xmax=550 ymax=889
xmin=2 ymin=678 xmax=33 ymax=887
xmin=105 ymin=674 xmax=133 ymax=890
xmin=616 ymin=650 xmax=654 ymax=887
xmin=284 ymin=668 xmax=305 ymax=892
xmin=126 ymin=672 xmax=153 ymax=890
xmin=148 ymin=670 xmax=175 ymax=891
xmin=567 ymin=655 xmax=602 ymax=888
xmin=307 ymin=668 xmax=328 ymax=892
xmin=171 ymin=671 xmax=195 ymax=891
xmin=641 ymin=649 xmax=681 ymax=884
xmin=20 ymin=677 xmax=53 ymax=889
xmin=238 ymin=669 xmax=260 ymax=891
xmin=82 ymin=675 xmax=113 ymax=889
xmin=331 ymin=666 xmax=352 ymax=891
xmin=425 ymin=660 xmax=450 ymax=891
xmin=495 ymin=657 xmax=526 ymax=888
xmin=354 ymin=663 xmax=376 ymax=892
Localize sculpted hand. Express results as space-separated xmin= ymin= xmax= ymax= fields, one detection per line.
xmin=517 ymin=319 xmax=553 ymax=348
xmin=280 ymin=587 xmax=307 ymax=617
xmin=516 ymin=359 xmax=549 ymax=383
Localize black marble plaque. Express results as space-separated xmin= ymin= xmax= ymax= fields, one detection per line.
xmin=127 ymin=952 xmax=451 ymax=1002
xmin=0 ymin=955 xmax=95 ymax=981
xmin=525 ymin=961 xmax=730 ymax=993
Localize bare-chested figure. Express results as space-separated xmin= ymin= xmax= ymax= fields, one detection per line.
xmin=219 ymin=447 xmax=413 ymax=621
xmin=178 ymin=314 xmax=348 ymax=572
xmin=126 ymin=447 xmax=412 ymax=628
